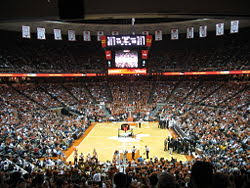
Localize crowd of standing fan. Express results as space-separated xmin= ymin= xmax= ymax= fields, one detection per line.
xmin=1 ymin=153 xmax=249 ymax=187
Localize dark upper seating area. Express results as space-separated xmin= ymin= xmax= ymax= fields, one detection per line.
xmin=0 ymin=29 xmax=249 ymax=74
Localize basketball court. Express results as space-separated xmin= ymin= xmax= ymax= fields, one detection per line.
xmin=66 ymin=122 xmax=189 ymax=163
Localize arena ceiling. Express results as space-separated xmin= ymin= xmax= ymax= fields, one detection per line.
xmin=0 ymin=0 xmax=250 ymax=35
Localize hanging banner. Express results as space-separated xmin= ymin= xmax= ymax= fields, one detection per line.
xmin=68 ymin=30 xmax=76 ymax=41
xmin=83 ymin=31 xmax=91 ymax=41
xmin=171 ymin=28 xmax=179 ymax=40
xmin=230 ymin=20 xmax=239 ymax=33
xmin=142 ymin=31 xmax=149 ymax=35
xmin=97 ymin=31 xmax=104 ymax=41
xmin=132 ymin=18 xmax=135 ymax=26
xmin=216 ymin=23 xmax=224 ymax=36
xmin=187 ymin=27 xmax=194 ymax=39
xmin=22 ymin=25 xmax=31 ymax=38
xmin=101 ymin=35 xmax=107 ymax=48
xmin=105 ymin=50 xmax=112 ymax=60
xmin=146 ymin=35 xmax=152 ymax=47
xmin=199 ymin=25 xmax=207 ymax=38
xmin=141 ymin=50 xmax=149 ymax=59
xmin=155 ymin=30 xmax=162 ymax=41
xmin=111 ymin=31 xmax=119 ymax=35
xmin=54 ymin=29 xmax=62 ymax=40
xmin=37 ymin=27 xmax=46 ymax=40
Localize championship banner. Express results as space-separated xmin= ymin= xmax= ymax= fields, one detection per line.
xmin=171 ymin=28 xmax=178 ymax=40
xmin=37 ymin=27 xmax=46 ymax=40
xmin=68 ymin=30 xmax=76 ymax=41
xmin=22 ymin=25 xmax=31 ymax=38
xmin=230 ymin=20 xmax=239 ymax=33
xmin=141 ymin=50 xmax=149 ymax=59
xmin=111 ymin=31 xmax=119 ymax=35
xmin=187 ymin=27 xmax=194 ymax=39
xmin=216 ymin=23 xmax=224 ymax=36
xmin=83 ymin=31 xmax=91 ymax=41
xmin=101 ymin=35 xmax=107 ymax=48
xmin=97 ymin=31 xmax=104 ymax=41
xmin=146 ymin=35 xmax=152 ymax=47
xmin=142 ymin=31 xmax=149 ymax=35
xmin=105 ymin=50 xmax=112 ymax=60
xmin=155 ymin=30 xmax=162 ymax=41
xmin=199 ymin=25 xmax=207 ymax=38
xmin=53 ymin=29 xmax=62 ymax=40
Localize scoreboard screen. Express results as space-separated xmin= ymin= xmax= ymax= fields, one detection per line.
xmin=115 ymin=50 xmax=138 ymax=68
xmin=102 ymin=35 xmax=152 ymax=69
xmin=107 ymin=35 xmax=146 ymax=46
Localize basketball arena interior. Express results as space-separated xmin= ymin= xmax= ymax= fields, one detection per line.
xmin=0 ymin=1 xmax=249 ymax=187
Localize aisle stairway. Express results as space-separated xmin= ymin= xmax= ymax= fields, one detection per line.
xmin=61 ymin=84 xmax=79 ymax=102
xmin=10 ymin=85 xmax=47 ymax=110
xmin=149 ymin=103 xmax=166 ymax=117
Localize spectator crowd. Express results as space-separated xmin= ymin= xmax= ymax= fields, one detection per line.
xmin=0 ymin=78 xmax=248 ymax=187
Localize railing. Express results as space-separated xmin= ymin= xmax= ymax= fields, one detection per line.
xmin=171 ymin=119 xmax=190 ymax=139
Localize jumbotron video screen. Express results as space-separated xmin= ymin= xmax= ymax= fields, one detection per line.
xmin=115 ymin=50 xmax=138 ymax=68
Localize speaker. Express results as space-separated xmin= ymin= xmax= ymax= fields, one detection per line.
xmin=58 ymin=0 xmax=84 ymax=19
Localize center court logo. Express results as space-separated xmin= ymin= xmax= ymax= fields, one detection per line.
xmin=108 ymin=134 xmax=150 ymax=142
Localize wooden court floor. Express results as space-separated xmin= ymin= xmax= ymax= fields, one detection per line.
xmin=67 ymin=122 xmax=188 ymax=163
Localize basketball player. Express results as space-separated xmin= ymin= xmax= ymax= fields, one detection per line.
xmin=93 ymin=148 xmax=98 ymax=158
xmin=79 ymin=153 xmax=84 ymax=164
xmin=113 ymin=150 xmax=120 ymax=163
xmin=132 ymin=146 xmax=136 ymax=160
xmin=74 ymin=148 xmax=78 ymax=165
xmin=164 ymin=138 xmax=168 ymax=151
xmin=123 ymin=149 xmax=128 ymax=162
xmin=169 ymin=139 xmax=173 ymax=155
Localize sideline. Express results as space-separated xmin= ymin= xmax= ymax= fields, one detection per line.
xmin=63 ymin=122 xmax=97 ymax=160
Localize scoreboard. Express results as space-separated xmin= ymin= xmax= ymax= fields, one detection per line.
xmin=107 ymin=35 xmax=146 ymax=46
xmin=101 ymin=35 xmax=152 ymax=70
